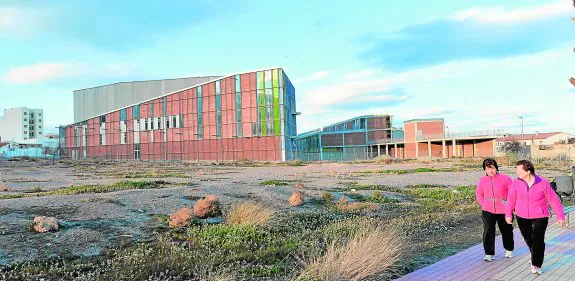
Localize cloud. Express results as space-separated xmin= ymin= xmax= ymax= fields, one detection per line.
xmin=2 ymin=62 xmax=140 ymax=84
xmin=2 ymin=63 xmax=69 ymax=84
xmin=295 ymin=71 xmax=329 ymax=83
xmin=453 ymin=1 xmax=569 ymax=24
xmin=357 ymin=1 xmax=571 ymax=71
xmin=0 ymin=6 xmax=50 ymax=37
xmin=303 ymin=79 xmax=398 ymax=107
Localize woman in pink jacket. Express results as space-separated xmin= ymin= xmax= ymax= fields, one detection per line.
xmin=505 ymin=160 xmax=565 ymax=275
xmin=476 ymin=158 xmax=514 ymax=262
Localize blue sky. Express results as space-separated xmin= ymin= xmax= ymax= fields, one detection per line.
xmin=0 ymin=0 xmax=574 ymax=135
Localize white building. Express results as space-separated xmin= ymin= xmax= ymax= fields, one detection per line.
xmin=0 ymin=108 xmax=44 ymax=142
xmin=496 ymin=132 xmax=575 ymax=152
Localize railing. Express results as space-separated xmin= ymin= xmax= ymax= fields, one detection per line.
xmin=367 ymin=137 xmax=405 ymax=145
xmin=418 ymin=129 xmax=505 ymax=141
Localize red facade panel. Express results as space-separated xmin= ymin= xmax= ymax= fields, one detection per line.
xmin=64 ymin=69 xmax=286 ymax=161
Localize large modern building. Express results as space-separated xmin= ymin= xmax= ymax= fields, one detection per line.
xmin=297 ymin=115 xmax=395 ymax=161
xmin=60 ymin=68 xmax=298 ymax=161
xmin=298 ymin=116 xmax=504 ymax=161
xmin=0 ymin=107 xmax=44 ymax=142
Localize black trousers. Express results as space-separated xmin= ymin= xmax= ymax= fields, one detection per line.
xmin=482 ymin=210 xmax=514 ymax=255
xmin=516 ymin=216 xmax=549 ymax=268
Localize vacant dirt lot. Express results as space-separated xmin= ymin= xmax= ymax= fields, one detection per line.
xmin=0 ymin=158 xmax=568 ymax=279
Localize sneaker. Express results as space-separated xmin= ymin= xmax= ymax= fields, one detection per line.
xmin=531 ymin=266 xmax=542 ymax=275
xmin=505 ymin=250 xmax=514 ymax=258
xmin=484 ymin=255 xmax=494 ymax=262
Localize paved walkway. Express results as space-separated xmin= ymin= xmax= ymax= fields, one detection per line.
xmin=396 ymin=207 xmax=575 ymax=280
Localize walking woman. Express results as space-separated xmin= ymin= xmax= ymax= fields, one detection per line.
xmin=476 ymin=158 xmax=514 ymax=262
xmin=505 ymin=160 xmax=565 ymax=275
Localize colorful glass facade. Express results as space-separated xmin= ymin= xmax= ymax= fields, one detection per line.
xmin=62 ymin=68 xmax=297 ymax=161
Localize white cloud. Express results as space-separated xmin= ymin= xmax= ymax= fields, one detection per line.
xmin=3 ymin=63 xmax=70 ymax=84
xmin=2 ymin=62 xmax=140 ymax=84
xmin=0 ymin=6 xmax=50 ymax=36
xmin=453 ymin=0 xmax=569 ymax=24
xmin=295 ymin=71 xmax=329 ymax=83
xmin=297 ymin=45 xmax=573 ymax=134
xmin=304 ymin=79 xmax=393 ymax=106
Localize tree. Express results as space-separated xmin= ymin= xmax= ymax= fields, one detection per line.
xmin=500 ymin=141 xmax=522 ymax=153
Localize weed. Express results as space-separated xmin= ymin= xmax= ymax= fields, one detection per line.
xmin=321 ymin=191 xmax=335 ymax=201
xmin=259 ymin=179 xmax=293 ymax=186
xmin=0 ymin=180 xmax=170 ymax=200
xmin=226 ymin=202 xmax=274 ymax=226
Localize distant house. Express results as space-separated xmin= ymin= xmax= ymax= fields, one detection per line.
xmin=497 ymin=132 xmax=574 ymax=146
xmin=0 ymin=139 xmax=61 ymax=159
xmin=496 ymin=132 xmax=575 ymax=154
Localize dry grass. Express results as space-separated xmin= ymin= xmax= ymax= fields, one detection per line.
xmin=226 ymin=202 xmax=274 ymax=226
xmin=296 ymin=224 xmax=404 ymax=281
xmin=334 ymin=202 xmax=380 ymax=213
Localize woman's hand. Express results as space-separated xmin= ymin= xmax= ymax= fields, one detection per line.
xmin=505 ymin=217 xmax=513 ymax=224
xmin=558 ymin=219 xmax=565 ymax=228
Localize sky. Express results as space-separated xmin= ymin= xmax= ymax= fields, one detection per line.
xmin=0 ymin=0 xmax=574 ymax=136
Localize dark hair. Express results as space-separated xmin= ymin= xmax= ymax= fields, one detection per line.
xmin=482 ymin=158 xmax=499 ymax=171
xmin=516 ymin=160 xmax=535 ymax=174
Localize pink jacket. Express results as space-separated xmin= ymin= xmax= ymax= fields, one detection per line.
xmin=476 ymin=173 xmax=512 ymax=214
xmin=505 ymin=175 xmax=565 ymax=220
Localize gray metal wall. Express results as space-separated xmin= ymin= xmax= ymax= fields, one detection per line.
xmin=74 ymin=76 xmax=221 ymax=123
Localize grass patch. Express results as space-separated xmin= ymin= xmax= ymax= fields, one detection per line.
xmin=359 ymin=167 xmax=459 ymax=175
xmin=296 ymin=224 xmax=403 ymax=281
xmin=402 ymin=185 xmax=477 ymax=211
xmin=225 ymin=202 xmax=274 ymax=226
xmin=100 ymin=171 xmax=188 ymax=178
xmin=259 ymin=179 xmax=294 ymax=186
xmin=343 ymin=182 xmax=402 ymax=193
xmin=0 ymin=180 xmax=170 ymax=200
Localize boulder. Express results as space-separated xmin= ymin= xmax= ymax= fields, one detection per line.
xmin=33 ymin=216 xmax=58 ymax=233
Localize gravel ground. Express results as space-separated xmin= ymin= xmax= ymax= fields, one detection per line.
xmin=0 ymin=159 xmax=568 ymax=265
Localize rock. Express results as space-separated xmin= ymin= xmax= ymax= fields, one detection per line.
xmin=169 ymin=208 xmax=193 ymax=228
xmin=194 ymin=195 xmax=221 ymax=219
xmin=289 ymin=191 xmax=304 ymax=207
xmin=33 ymin=216 xmax=58 ymax=233
xmin=294 ymin=182 xmax=305 ymax=189
xmin=0 ymin=185 xmax=9 ymax=192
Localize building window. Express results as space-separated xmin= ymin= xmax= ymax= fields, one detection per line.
xmin=144 ymin=119 xmax=149 ymax=131
xmin=39 ymin=126 xmax=42 ymax=129
xmin=215 ymin=80 xmax=222 ymax=138
xmin=24 ymin=118 xmax=27 ymax=121
xmin=235 ymin=75 xmax=242 ymax=137
xmin=99 ymin=134 xmax=103 ymax=145
xmin=39 ymin=113 xmax=42 ymax=117
xmin=24 ymin=112 xmax=27 ymax=115
xmin=24 ymin=131 xmax=27 ymax=134
xmin=166 ymin=118 xmax=170 ymax=129
xmin=197 ymin=86 xmax=203 ymax=139
xmin=99 ymin=116 xmax=106 ymax=123
xmin=24 ymin=125 xmax=27 ymax=128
